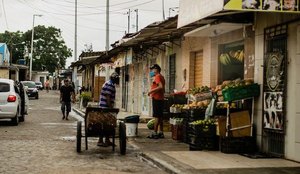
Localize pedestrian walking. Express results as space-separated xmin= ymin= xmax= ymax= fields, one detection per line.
xmin=60 ymin=79 xmax=75 ymax=120
xmin=97 ymin=72 xmax=119 ymax=146
xmin=44 ymin=79 xmax=50 ymax=93
xmin=147 ymin=64 xmax=165 ymax=139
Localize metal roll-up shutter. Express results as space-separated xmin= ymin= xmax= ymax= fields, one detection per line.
xmin=194 ymin=52 xmax=203 ymax=87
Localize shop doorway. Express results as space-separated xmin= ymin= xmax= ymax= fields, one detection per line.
xmin=189 ymin=51 xmax=203 ymax=88
xmin=262 ymin=24 xmax=287 ymax=157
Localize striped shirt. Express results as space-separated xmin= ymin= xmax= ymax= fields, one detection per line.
xmin=99 ymin=80 xmax=116 ymax=108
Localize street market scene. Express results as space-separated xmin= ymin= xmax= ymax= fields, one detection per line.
xmin=1 ymin=0 xmax=300 ymax=174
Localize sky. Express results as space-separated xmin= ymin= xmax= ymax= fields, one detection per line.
xmin=0 ymin=0 xmax=179 ymax=67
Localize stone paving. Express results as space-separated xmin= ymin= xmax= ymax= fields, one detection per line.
xmin=0 ymin=90 xmax=166 ymax=174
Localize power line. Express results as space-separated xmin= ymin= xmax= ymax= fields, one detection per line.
xmin=2 ymin=0 xmax=9 ymax=30
xmin=18 ymin=0 xmax=126 ymax=31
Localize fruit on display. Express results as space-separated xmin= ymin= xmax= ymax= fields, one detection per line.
xmin=170 ymin=104 xmax=185 ymax=113
xmin=219 ymin=53 xmax=232 ymax=65
xmin=187 ymin=86 xmax=210 ymax=95
xmin=147 ymin=119 xmax=155 ymax=130
xmin=219 ymin=50 xmax=244 ymax=65
xmin=190 ymin=119 xmax=215 ymax=126
xmin=216 ymin=102 xmax=237 ymax=109
xmin=221 ymin=78 xmax=254 ymax=90
xmin=182 ymin=100 xmax=210 ymax=110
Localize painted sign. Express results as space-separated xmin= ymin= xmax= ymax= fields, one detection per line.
xmin=224 ymin=0 xmax=299 ymax=12
xmin=178 ymin=0 xmax=300 ymax=28
xmin=263 ymin=52 xmax=286 ymax=131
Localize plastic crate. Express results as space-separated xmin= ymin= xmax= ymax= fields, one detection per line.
xmin=220 ymin=136 xmax=256 ymax=154
xmin=189 ymin=135 xmax=218 ymax=151
xmin=222 ymin=84 xmax=260 ymax=101
xmin=188 ymin=124 xmax=216 ymax=137
xmin=171 ymin=125 xmax=183 ymax=141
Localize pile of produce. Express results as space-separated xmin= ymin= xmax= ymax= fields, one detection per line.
xmin=221 ymin=79 xmax=254 ymax=90
xmin=187 ymin=86 xmax=210 ymax=95
xmin=187 ymin=86 xmax=212 ymax=101
xmin=190 ymin=119 xmax=216 ymax=126
xmin=170 ymin=118 xmax=184 ymax=125
xmin=170 ymin=104 xmax=185 ymax=113
xmin=216 ymin=102 xmax=237 ymax=109
xmin=182 ymin=100 xmax=210 ymax=110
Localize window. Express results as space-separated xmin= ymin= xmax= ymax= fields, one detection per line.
xmin=219 ymin=41 xmax=244 ymax=83
xmin=169 ymin=54 xmax=176 ymax=92
xmin=0 ymin=83 xmax=10 ymax=92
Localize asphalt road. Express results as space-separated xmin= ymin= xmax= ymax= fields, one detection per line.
xmin=0 ymin=90 xmax=165 ymax=174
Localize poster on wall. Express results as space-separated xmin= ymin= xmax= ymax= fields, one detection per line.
xmin=263 ymin=92 xmax=283 ymax=130
xmin=224 ymin=0 xmax=300 ymax=12
xmin=263 ymin=52 xmax=286 ymax=131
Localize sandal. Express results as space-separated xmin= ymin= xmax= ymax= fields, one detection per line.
xmin=105 ymin=141 xmax=116 ymax=147
xmin=147 ymin=133 xmax=158 ymax=139
xmin=97 ymin=142 xmax=105 ymax=147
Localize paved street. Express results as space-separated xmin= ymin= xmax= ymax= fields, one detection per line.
xmin=0 ymin=90 xmax=165 ymax=174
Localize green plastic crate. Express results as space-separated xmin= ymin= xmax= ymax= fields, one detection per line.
xmin=222 ymin=84 xmax=260 ymax=101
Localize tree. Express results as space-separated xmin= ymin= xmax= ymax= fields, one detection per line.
xmin=23 ymin=25 xmax=72 ymax=73
xmin=0 ymin=31 xmax=26 ymax=64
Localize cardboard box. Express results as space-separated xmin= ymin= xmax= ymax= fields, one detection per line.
xmin=230 ymin=111 xmax=251 ymax=137
xmin=217 ymin=116 xmax=226 ymax=137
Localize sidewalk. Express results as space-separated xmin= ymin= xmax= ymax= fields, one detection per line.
xmin=72 ymin=106 xmax=300 ymax=174
xmin=73 ymin=102 xmax=152 ymax=123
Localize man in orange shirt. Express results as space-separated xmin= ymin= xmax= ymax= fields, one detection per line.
xmin=147 ymin=64 xmax=165 ymax=139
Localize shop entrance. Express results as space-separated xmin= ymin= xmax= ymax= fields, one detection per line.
xmin=262 ymin=24 xmax=287 ymax=157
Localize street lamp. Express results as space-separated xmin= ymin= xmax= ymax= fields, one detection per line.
xmin=29 ymin=14 xmax=42 ymax=81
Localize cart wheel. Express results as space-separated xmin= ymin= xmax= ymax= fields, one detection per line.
xmin=76 ymin=121 xmax=82 ymax=153
xmin=119 ymin=121 xmax=126 ymax=155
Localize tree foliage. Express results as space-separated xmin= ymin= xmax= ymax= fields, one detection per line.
xmin=0 ymin=25 xmax=72 ymax=73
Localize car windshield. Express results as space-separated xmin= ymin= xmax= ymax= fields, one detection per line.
xmin=0 ymin=83 xmax=10 ymax=92
xmin=35 ymin=82 xmax=42 ymax=85
xmin=23 ymin=82 xmax=36 ymax=88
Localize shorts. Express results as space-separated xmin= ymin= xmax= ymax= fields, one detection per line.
xmin=152 ymin=99 xmax=164 ymax=118
xmin=61 ymin=101 xmax=71 ymax=113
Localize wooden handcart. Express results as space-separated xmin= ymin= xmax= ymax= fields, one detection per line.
xmin=76 ymin=105 xmax=126 ymax=155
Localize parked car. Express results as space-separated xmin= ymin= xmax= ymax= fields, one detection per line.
xmin=21 ymin=81 xmax=39 ymax=99
xmin=0 ymin=79 xmax=27 ymax=125
xmin=35 ymin=81 xmax=43 ymax=90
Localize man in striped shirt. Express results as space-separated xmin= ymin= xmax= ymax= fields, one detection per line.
xmin=99 ymin=74 xmax=117 ymax=108
xmin=97 ymin=72 xmax=119 ymax=146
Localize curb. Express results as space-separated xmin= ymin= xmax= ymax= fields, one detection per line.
xmin=139 ymin=152 xmax=182 ymax=174
xmin=72 ymin=108 xmax=85 ymax=117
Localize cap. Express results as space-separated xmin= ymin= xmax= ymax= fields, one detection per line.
xmin=110 ymin=72 xmax=119 ymax=78
xmin=150 ymin=64 xmax=161 ymax=71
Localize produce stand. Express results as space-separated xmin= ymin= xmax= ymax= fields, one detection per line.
xmin=217 ymin=82 xmax=260 ymax=153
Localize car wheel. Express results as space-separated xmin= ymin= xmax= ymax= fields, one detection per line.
xmin=11 ymin=112 xmax=19 ymax=126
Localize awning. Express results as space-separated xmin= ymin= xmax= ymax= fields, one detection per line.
xmin=184 ymin=22 xmax=252 ymax=37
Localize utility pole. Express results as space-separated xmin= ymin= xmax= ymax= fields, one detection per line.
xmin=127 ymin=9 xmax=131 ymax=33
xmin=30 ymin=14 xmax=42 ymax=81
xmin=73 ymin=0 xmax=78 ymax=92
xmin=162 ymin=0 xmax=165 ymax=20
xmin=135 ymin=9 xmax=138 ymax=32
xmin=106 ymin=0 xmax=109 ymax=51
xmin=105 ymin=0 xmax=110 ymax=81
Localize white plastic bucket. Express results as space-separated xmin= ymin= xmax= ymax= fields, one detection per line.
xmin=125 ymin=123 xmax=138 ymax=137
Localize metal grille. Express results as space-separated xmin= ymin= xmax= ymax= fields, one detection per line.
xmin=262 ymin=24 xmax=287 ymax=157
xmin=169 ymin=54 xmax=176 ymax=92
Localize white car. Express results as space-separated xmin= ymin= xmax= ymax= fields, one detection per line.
xmin=0 ymin=79 xmax=27 ymax=125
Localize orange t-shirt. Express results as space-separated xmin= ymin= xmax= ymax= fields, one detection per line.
xmin=151 ymin=74 xmax=165 ymax=100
